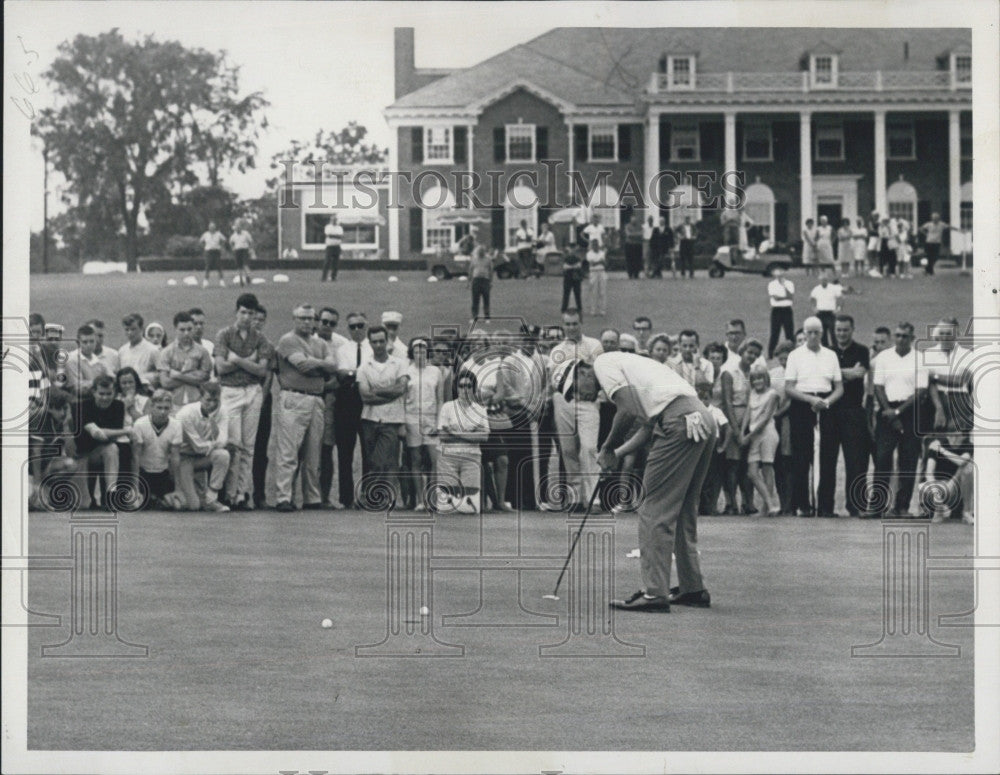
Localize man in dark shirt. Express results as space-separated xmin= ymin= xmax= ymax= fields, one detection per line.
xmin=71 ymin=375 xmax=132 ymax=507
xmin=827 ymin=314 xmax=871 ymax=516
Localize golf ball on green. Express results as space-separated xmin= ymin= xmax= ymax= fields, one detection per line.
xmin=321 ymin=618 xmax=333 ymax=629
xmin=419 ymin=606 xmax=430 ymax=616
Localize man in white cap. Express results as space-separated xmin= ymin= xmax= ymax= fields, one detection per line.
xmin=576 ymin=351 xmax=717 ymax=612
xmin=381 ymin=311 xmax=408 ymax=359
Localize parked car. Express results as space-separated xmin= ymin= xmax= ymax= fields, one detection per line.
xmin=708 ymin=246 xmax=794 ymax=278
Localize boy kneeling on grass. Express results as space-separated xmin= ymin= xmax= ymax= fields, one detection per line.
xmin=28 ymin=389 xmax=78 ymax=510
xmin=131 ymin=389 xmax=184 ymax=510
xmin=919 ymin=430 xmax=974 ymax=525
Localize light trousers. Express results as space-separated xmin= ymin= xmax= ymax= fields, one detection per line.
xmin=552 ymin=393 xmax=601 ymax=504
xmin=177 ymin=448 xmax=230 ymax=509
xmin=272 ymin=390 xmax=324 ymax=505
xmin=220 ymin=384 xmax=262 ymax=502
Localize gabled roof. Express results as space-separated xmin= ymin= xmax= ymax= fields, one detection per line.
xmin=388 ymin=27 xmax=972 ymax=111
xmin=391 ymin=40 xmax=633 ymax=110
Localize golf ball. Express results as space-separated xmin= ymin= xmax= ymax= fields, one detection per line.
xmin=321 ymin=618 xmax=333 ymax=629
xmin=419 ymin=606 xmax=430 ymax=616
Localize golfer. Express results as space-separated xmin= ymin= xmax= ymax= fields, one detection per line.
xmin=577 ymin=351 xmax=717 ymax=612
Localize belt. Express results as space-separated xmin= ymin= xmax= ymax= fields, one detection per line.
xmin=800 ymin=391 xmax=832 ymax=397
xmin=282 ymin=387 xmax=322 ymax=397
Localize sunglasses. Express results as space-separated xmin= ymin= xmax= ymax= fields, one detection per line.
xmin=320 ymin=319 xmax=337 ymax=327
xmin=385 ymin=322 xmax=400 ymax=329
xmin=348 ymin=323 xmax=366 ymax=330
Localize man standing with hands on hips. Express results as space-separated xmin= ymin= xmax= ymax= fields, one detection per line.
xmin=576 ymin=351 xmax=717 ymax=612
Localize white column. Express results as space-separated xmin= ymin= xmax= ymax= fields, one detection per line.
xmin=799 ymin=111 xmax=813 ymax=228
xmin=387 ymin=124 xmax=400 ymax=260
xmin=874 ymin=109 xmax=887 ymax=218
xmin=724 ymin=111 xmax=737 ymax=207
xmin=948 ymin=110 xmax=962 ymax=248
xmin=466 ymin=123 xmax=475 ymax=209
xmin=645 ymin=111 xmax=660 ymax=213
xmin=566 ymin=119 xmax=575 ymax=199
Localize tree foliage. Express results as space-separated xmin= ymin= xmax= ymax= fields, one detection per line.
xmin=268 ymin=122 xmax=387 ymax=184
xmin=36 ymin=28 xmax=268 ymax=270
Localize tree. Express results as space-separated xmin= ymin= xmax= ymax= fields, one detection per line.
xmin=268 ymin=122 xmax=387 ymax=184
xmin=36 ymin=29 xmax=269 ymax=271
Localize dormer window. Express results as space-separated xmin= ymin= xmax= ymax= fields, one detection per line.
xmin=668 ymin=56 xmax=696 ymax=89
xmin=810 ymin=53 xmax=838 ymax=88
xmin=952 ymin=53 xmax=971 ymax=88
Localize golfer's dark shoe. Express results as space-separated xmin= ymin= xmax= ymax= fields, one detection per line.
xmin=610 ymin=591 xmax=671 ymax=612
xmin=668 ymin=589 xmax=711 ymax=608
xmin=275 ymin=501 xmax=295 ymax=512
xmin=302 ymin=502 xmax=324 ymax=510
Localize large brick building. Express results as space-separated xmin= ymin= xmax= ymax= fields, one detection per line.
xmin=383 ymin=27 xmax=972 ymax=260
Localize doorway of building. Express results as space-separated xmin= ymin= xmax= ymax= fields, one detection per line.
xmin=817 ymin=202 xmax=842 ymax=225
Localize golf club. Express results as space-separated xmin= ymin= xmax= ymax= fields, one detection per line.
xmin=543 ymin=471 xmax=609 ymax=601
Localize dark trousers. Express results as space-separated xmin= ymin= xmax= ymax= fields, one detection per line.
xmin=699 ymin=450 xmax=726 ymax=515
xmin=322 ymin=245 xmax=341 ymax=281
xmin=517 ymin=248 xmax=535 ymax=277
xmin=139 ymin=468 xmax=174 ymax=509
xmin=504 ymin=412 xmax=536 ymax=510
xmin=320 ymin=443 xmax=335 ymax=504
xmin=789 ymin=396 xmax=836 ymax=513
xmin=821 ymin=404 xmax=870 ymax=515
xmin=768 ymin=307 xmax=795 ymax=358
xmin=252 ymin=389 xmax=272 ymax=506
xmin=879 ymin=242 xmax=896 ymax=275
xmin=471 ymin=277 xmax=491 ymax=319
xmin=536 ymin=401 xmax=560 ymax=504
xmin=870 ymin=405 xmax=921 ymax=516
xmin=679 ymin=240 xmax=695 ymax=277
xmin=360 ymin=420 xmax=401 ymax=497
xmin=561 ymin=276 xmax=582 ymax=312
xmin=624 ymin=243 xmax=643 ymax=278
xmin=924 ymin=242 xmax=941 ymax=275
xmin=333 ymin=387 xmax=363 ymax=506
xmin=204 ymin=249 xmax=222 ymax=276
xmin=774 ymin=453 xmax=794 ymax=513
xmin=817 ymin=310 xmax=836 ymax=348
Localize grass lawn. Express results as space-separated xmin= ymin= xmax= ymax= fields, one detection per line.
xmin=24 ymin=266 xmax=975 ymax=751
xmin=30 ymin=265 xmax=972 ymax=350
xmin=27 ymin=509 xmax=975 ymax=751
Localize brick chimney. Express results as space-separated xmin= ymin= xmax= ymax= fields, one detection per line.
xmin=394 ymin=27 xmax=416 ymax=100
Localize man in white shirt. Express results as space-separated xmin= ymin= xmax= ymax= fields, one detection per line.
xmin=322 ymin=214 xmax=344 ymax=282
xmin=118 ymin=313 xmax=161 ymax=388
xmin=64 ymin=324 xmax=108 ymax=398
xmin=668 ymin=329 xmax=714 ymax=388
xmin=676 ymin=217 xmax=697 ymax=278
xmin=381 ymin=311 xmax=408 ymax=359
xmin=641 ymin=215 xmax=655 ymax=277
xmin=229 ymin=219 xmax=255 ymax=287
xmin=547 ymin=310 xmax=603 ymax=510
xmin=132 ymin=389 xmax=182 ymax=509
xmin=357 ymin=325 xmax=408 ymax=506
xmin=581 ymin=214 xmax=606 ymax=249
xmin=585 ymin=352 xmax=717 ymax=611
xmin=783 ymin=316 xmax=844 ymax=517
xmin=86 ymin=319 xmax=120 ymax=376
xmin=869 ymin=322 xmax=926 ymax=517
xmin=188 ymin=308 xmax=215 ymax=358
xmin=514 ymin=219 xmax=536 ymax=279
xmin=315 ymin=307 xmax=349 ymax=507
xmin=199 ymin=221 xmax=227 ymax=288
xmin=922 ymin=317 xmax=973 ymax=433
xmin=175 ymin=382 xmax=231 ymax=511
xmin=722 ymin=319 xmax=764 ymax=373
xmin=333 ymin=312 xmax=371 ymax=507
xmin=766 ymin=267 xmax=795 ymax=359
xmin=810 ymin=270 xmax=843 ymax=347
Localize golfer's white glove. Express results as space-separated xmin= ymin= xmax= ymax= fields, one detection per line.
xmin=684 ymin=412 xmax=709 ymax=442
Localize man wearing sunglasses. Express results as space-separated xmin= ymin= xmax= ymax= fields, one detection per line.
xmin=315 ymin=307 xmax=349 ymax=508
xmin=334 ymin=313 xmax=371 ymax=507
xmin=868 ymin=322 xmax=926 ymax=518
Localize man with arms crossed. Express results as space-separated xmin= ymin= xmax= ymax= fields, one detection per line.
xmin=584 ymin=352 xmax=717 ymax=611
xmin=215 ymin=293 xmax=271 ymax=510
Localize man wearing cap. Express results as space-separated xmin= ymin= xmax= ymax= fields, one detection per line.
xmin=381 ymin=311 xmax=408 ymax=359
xmin=547 ymin=310 xmax=603 ymax=510
xmin=271 ymin=304 xmax=339 ymax=511
xmin=583 ymin=352 xmax=717 ymax=611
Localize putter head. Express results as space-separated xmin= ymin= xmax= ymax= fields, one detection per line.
xmin=542 ymin=594 xmax=560 ymax=601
